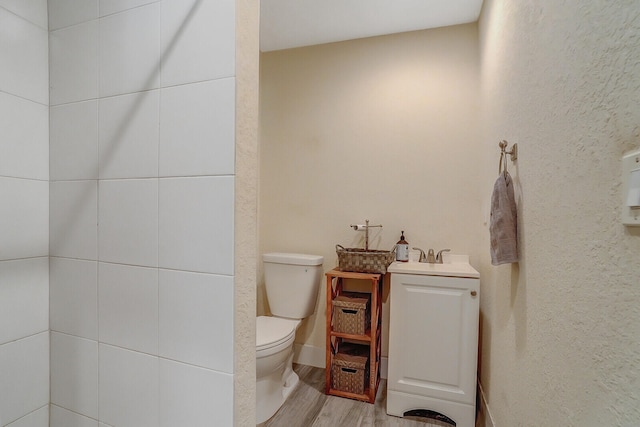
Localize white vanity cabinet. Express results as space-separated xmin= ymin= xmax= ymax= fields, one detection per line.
xmin=387 ymin=259 xmax=479 ymax=427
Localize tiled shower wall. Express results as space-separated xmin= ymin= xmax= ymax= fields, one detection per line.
xmin=48 ymin=0 xmax=236 ymax=425
xmin=0 ymin=2 xmax=50 ymax=426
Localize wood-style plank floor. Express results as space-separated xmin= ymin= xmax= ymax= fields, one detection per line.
xmin=262 ymin=364 xmax=460 ymax=427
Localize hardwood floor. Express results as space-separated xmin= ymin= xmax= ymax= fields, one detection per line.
xmin=262 ymin=364 xmax=456 ymax=427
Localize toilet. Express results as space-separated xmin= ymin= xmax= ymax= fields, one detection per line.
xmin=256 ymin=252 xmax=324 ymax=424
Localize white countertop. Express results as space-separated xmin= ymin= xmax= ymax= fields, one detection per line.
xmin=387 ymin=255 xmax=479 ymax=279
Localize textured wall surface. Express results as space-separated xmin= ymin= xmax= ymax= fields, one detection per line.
xmin=259 ymin=25 xmax=483 ymax=358
xmin=478 ymin=1 xmax=640 ymax=425
xmin=234 ymin=0 xmax=259 ymax=425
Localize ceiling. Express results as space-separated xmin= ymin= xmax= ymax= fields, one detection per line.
xmin=260 ymin=0 xmax=484 ymax=52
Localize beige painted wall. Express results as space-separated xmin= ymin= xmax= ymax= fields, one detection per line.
xmin=258 ymin=4 xmax=640 ymax=424
xmin=259 ymin=24 xmax=483 ymax=358
xmin=478 ymin=0 xmax=640 ymax=425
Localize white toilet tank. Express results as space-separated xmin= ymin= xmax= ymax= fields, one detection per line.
xmin=263 ymin=253 xmax=324 ymax=319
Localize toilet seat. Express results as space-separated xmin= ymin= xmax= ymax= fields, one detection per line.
xmin=256 ymin=316 xmax=299 ymax=357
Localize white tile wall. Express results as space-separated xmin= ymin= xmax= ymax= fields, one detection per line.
xmin=50 ymin=257 xmax=98 ymax=339
xmin=159 ymin=358 xmax=234 ymax=427
xmin=99 ymin=3 xmax=160 ymax=97
xmin=0 ymin=177 xmax=48 ymax=260
xmin=0 ymin=0 xmax=48 ymax=29
xmin=1 ymin=2 xmax=49 ymax=426
xmin=49 ymin=21 xmax=98 ymax=105
xmin=50 ymin=100 xmax=99 ymax=181
xmin=5 ymin=405 xmax=49 ymax=427
xmin=99 ymin=0 xmax=159 ymax=17
xmin=159 ymin=78 xmax=235 ymax=177
xmin=99 ymin=90 xmax=159 ymax=179
xmin=0 ymin=333 xmax=49 ymax=426
xmin=98 ymin=262 xmax=158 ymax=354
xmin=48 ymin=0 xmax=98 ymax=30
xmin=99 ymin=344 xmax=159 ymax=427
xmin=50 ymin=405 xmax=99 ymax=427
xmin=48 ymin=0 xmax=237 ymax=424
xmin=0 ymin=258 xmax=48 ymax=345
xmin=159 ymin=176 xmax=234 ymax=274
xmin=50 ymin=332 xmax=98 ymax=418
xmin=159 ymin=269 xmax=233 ymax=372
xmin=0 ymin=8 xmax=48 ymax=104
xmin=98 ymin=179 xmax=158 ymax=266
xmin=0 ymin=91 xmax=48 ymax=180
xmin=161 ymin=0 xmax=235 ymax=87
xmin=50 ymin=180 xmax=98 ymax=260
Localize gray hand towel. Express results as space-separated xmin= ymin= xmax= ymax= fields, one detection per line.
xmin=490 ymin=172 xmax=519 ymax=265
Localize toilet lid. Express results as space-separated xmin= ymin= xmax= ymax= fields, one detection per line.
xmin=256 ymin=316 xmax=299 ymax=350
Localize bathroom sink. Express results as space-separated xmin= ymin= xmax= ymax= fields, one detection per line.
xmin=387 ymin=255 xmax=479 ymax=279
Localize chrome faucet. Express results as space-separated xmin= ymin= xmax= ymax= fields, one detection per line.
xmin=436 ymin=249 xmax=451 ymax=264
xmin=413 ymin=248 xmax=450 ymax=263
xmin=413 ymin=247 xmax=427 ymax=262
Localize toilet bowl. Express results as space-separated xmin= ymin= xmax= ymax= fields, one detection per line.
xmin=256 ymin=316 xmax=300 ymax=424
xmin=256 ymin=253 xmax=323 ymax=424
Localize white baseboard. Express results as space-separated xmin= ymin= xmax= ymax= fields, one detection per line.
xmin=380 ymin=356 xmax=388 ymax=379
xmin=478 ymin=382 xmax=495 ymax=427
xmin=293 ymin=344 xmax=325 ymax=368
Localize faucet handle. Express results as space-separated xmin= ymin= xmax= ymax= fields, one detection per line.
xmin=436 ymin=249 xmax=451 ymax=264
xmin=412 ymin=247 xmax=426 ymax=263
xmin=426 ymin=249 xmax=436 ymax=263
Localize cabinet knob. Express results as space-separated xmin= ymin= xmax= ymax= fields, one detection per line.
xmin=470 ymin=290 xmax=477 ymax=297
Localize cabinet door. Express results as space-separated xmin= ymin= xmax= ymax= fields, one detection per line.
xmin=388 ymin=273 xmax=479 ymax=406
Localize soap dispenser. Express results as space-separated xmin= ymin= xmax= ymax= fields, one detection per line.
xmin=396 ymin=231 xmax=409 ymax=262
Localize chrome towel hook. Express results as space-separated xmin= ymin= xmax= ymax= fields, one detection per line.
xmin=498 ymin=140 xmax=518 ymax=177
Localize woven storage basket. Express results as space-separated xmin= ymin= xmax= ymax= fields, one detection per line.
xmin=335 ymin=245 xmax=395 ymax=274
xmin=331 ymin=343 xmax=370 ymax=395
xmin=332 ymin=292 xmax=370 ymax=335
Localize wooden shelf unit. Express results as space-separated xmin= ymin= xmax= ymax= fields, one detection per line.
xmin=325 ymin=269 xmax=383 ymax=404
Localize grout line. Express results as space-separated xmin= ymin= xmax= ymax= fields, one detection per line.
xmin=0 ymin=330 xmax=49 ymax=348
xmin=96 ymin=256 xmax=101 ymax=422
xmin=0 ymin=175 xmax=49 ymax=183
xmin=0 ymin=87 xmax=48 ymax=107
xmin=0 ymin=255 xmax=48 ymax=263
xmin=0 ymin=5 xmax=47 ymax=31
xmin=2 ymin=403 xmax=49 ymax=426
xmin=50 ymin=404 xmax=100 ymax=424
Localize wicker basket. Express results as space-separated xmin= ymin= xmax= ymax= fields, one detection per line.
xmin=331 ymin=343 xmax=370 ymax=394
xmin=335 ymin=245 xmax=395 ymax=274
xmin=332 ymin=293 xmax=370 ymax=335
